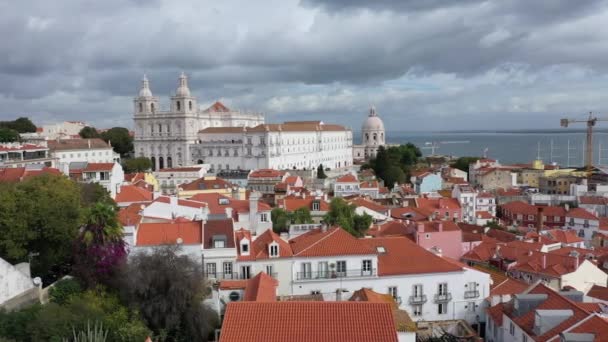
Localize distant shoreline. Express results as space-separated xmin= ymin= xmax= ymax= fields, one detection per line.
xmin=378 ymin=129 xmax=608 ymax=134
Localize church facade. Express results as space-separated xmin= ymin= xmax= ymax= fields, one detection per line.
xmin=132 ymin=73 xmax=264 ymax=170
xmin=353 ymin=106 xmax=386 ymax=161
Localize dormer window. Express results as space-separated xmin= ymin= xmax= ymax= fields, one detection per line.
xmin=312 ymin=201 xmax=320 ymax=211
xmin=269 ymin=242 xmax=279 ymax=258
xmin=212 ymin=235 xmax=227 ymax=248
xmin=241 ymin=239 xmax=250 ymax=255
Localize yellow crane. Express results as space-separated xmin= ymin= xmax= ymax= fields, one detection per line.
xmin=560 ymin=112 xmax=608 ymax=178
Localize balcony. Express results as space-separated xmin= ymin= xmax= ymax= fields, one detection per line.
xmin=408 ymin=295 xmax=428 ymax=305
xmin=295 ymin=268 xmax=376 ymax=281
xmin=205 ymin=272 xmax=278 ymax=280
xmin=434 ymin=293 xmax=453 ymax=303
xmin=464 ymin=290 xmax=480 ymax=299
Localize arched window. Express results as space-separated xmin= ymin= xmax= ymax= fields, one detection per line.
xmin=158 ymin=124 xmax=162 ymax=133
xmin=189 ymin=101 xmax=192 ymax=111
xmin=176 ymin=101 xmax=181 ymax=111
xmin=139 ymin=103 xmax=143 ymax=113
xmin=197 ymin=159 xmax=203 ymax=165
xmin=159 ymin=157 xmax=164 ymax=170
xmin=150 ymin=157 xmax=156 ymax=171
xmin=150 ymin=124 xmax=154 ymax=134
xmin=365 ymin=133 xmax=369 ymax=142
xmin=167 ymin=157 xmax=173 ymax=168
xmin=373 ymin=133 xmax=377 ymax=141
xmin=151 ymin=103 xmax=155 ymax=113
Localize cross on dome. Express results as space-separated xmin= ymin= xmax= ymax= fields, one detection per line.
xmin=369 ymin=105 xmax=377 ymax=117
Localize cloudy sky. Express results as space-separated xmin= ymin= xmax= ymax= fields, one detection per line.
xmin=2 ymin=0 xmax=608 ymax=131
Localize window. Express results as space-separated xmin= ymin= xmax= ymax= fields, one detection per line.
xmin=388 ymin=286 xmax=398 ymax=300
xmin=584 ymin=219 xmax=590 ymax=228
xmin=223 ymin=262 xmax=232 ymax=277
xmin=413 ymin=305 xmax=422 ymax=316
xmin=301 ymin=263 xmax=312 ymax=279
xmin=467 ymin=301 xmax=476 ymax=313
xmin=206 ymin=263 xmax=216 ymax=277
xmin=242 ymin=243 xmax=249 ymax=253
xmin=189 ymin=101 xmax=192 ymax=111
xmin=139 ymin=102 xmax=143 ymax=112
xmin=318 ymin=262 xmax=329 ymax=278
xmin=260 ymin=213 xmax=268 ymax=222
xmin=269 ymin=244 xmax=278 ymax=257
xmin=362 ymin=259 xmax=372 ymax=275
xmin=438 ymin=303 xmax=447 ymax=314
xmin=241 ymin=265 xmax=251 ymax=279
xmin=528 ymin=215 xmax=534 ymax=221
xmin=522 ymin=334 xmax=528 ymax=342
xmin=413 ymin=284 xmax=423 ymax=297
xmin=265 ymin=265 xmax=273 ymax=276
xmin=176 ymin=101 xmax=181 ymax=111
xmin=214 ymin=239 xmax=225 ymax=248
xmin=311 ymin=290 xmax=321 ymax=295
xmin=312 ymin=201 xmax=320 ymax=211
xmin=336 ymin=261 xmax=346 ymax=276
xmin=438 ymin=283 xmax=448 ymax=295
xmin=509 ymin=322 xmax=515 ymax=335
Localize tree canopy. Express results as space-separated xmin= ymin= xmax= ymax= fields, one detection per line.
xmin=115 ymin=246 xmax=218 ymax=341
xmin=0 ymin=174 xmax=82 ymax=284
xmin=78 ymin=126 xmax=100 ymax=139
xmin=0 ymin=117 xmax=37 ymax=133
xmin=317 ymin=164 xmax=327 ymax=179
xmin=271 ymin=207 xmax=314 ymax=233
xmin=368 ymin=143 xmax=421 ymax=189
xmin=323 ymin=198 xmax=373 ymax=237
xmin=0 ymin=128 xmax=19 ymax=143
xmin=122 ymin=157 xmax=152 ymax=173
xmin=100 ymin=127 xmax=133 ymax=157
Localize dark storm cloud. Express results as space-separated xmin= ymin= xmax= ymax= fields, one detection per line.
xmin=0 ymin=0 xmax=607 ymax=130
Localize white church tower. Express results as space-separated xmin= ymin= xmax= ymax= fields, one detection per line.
xmin=361 ymin=106 xmax=385 ymax=159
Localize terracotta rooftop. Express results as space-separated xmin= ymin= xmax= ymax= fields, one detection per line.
xmin=243 ymin=272 xmax=278 ymax=302
xmin=220 ymin=302 xmax=398 ymax=342
xmin=367 ymin=221 xmax=410 ymax=238
xmin=289 ymin=227 xmax=376 ymax=257
xmin=115 ymin=185 xmax=153 ymax=203
xmin=219 ymin=280 xmax=247 ymax=290
xmin=202 ymin=219 xmax=235 ymax=249
xmin=248 ymin=169 xmax=286 ymax=179
xmin=118 ymin=203 xmax=145 ymax=226
xmin=491 ymin=278 xmax=529 ymax=297
xmin=360 ymin=180 xmax=379 ymax=188
xmin=566 ymin=207 xmax=599 ymax=220
xmin=280 ymin=196 xmax=329 ymax=212
xmin=336 ymin=173 xmax=358 ymax=183
xmin=476 ymin=211 xmax=493 ymax=219
xmin=236 ymin=229 xmax=293 ymax=261
xmin=363 ymin=237 xmax=463 ymax=276
xmin=188 ymin=192 xmax=271 ymax=215
xmin=47 ymin=138 xmax=110 ymax=151
xmin=135 ymin=220 xmax=202 ymax=246
xmin=83 ymin=163 xmax=115 ymax=172
xmin=416 ymin=197 xmax=461 ymax=211
xmin=586 ymin=285 xmax=608 ymax=301
xmin=541 ymin=229 xmax=584 ymax=244
xmin=0 ymin=167 xmax=61 ymax=182
xmin=579 ymin=196 xmax=608 ymax=205
xmin=486 ymin=228 xmax=518 ymax=242
xmin=203 ymin=101 xmax=230 ymax=113
xmin=347 ymin=197 xmax=388 ymax=213
xmin=179 ymin=176 xmax=234 ymax=191
xmin=390 ymin=206 xmax=431 ymax=221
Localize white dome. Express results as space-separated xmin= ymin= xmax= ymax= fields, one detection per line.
xmin=175 ymin=72 xmax=191 ymax=97
xmin=138 ymin=75 xmax=153 ymax=97
xmin=362 ymin=114 xmax=384 ymax=131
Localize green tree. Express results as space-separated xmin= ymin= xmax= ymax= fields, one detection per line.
xmin=72 ymin=203 xmax=127 ymax=288
xmin=100 ymin=127 xmax=133 ymax=157
xmin=383 ymin=165 xmax=406 ymax=189
xmin=0 ymin=117 xmax=36 ymax=133
xmin=317 ymin=164 xmax=327 ymax=179
xmin=271 ymin=208 xmax=290 ymax=233
xmin=0 ymin=174 xmax=82 ymax=283
xmin=116 ymin=246 xmax=218 ymax=341
xmin=79 ymin=126 xmax=100 ymax=139
xmin=122 ymin=157 xmax=152 ymax=173
xmin=0 ymin=128 xmax=19 ymax=142
xmin=291 ymin=207 xmax=313 ymax=224
xmin=323 ymin=198 xmax=371 ymax=237
xmin=49 ymin=278 xmax=83 ymax=305
xmin=79 ymin=183 xmax=115 ymax=208
xmin=450 ymin=156 xmax=480 ymax=172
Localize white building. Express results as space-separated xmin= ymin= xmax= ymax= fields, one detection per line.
xmin=39 ymin=121 xmax=87 ymax=140
xmin=564 ymin=207 xmax=600 ymax=243
xmin=48 ymin=138 xmax=120 ymax=173
xmin=0 ymin=258 xmax=37 ymax=307
xmin=191 ymin=121 xmax=353 ymax=171
xmin=0 ymin=143 xmax=57 ymax=168
xmin=333 ymin=173 xmax=360 ymax=197
xmin=133 ymin=73 xmax=264 ymax=171
xmin=452 ymin=185 xmax=477 ymax=224
xmin=71 ymin=162 xmax=124 ymax=198
xmin=353 ymin=106 xmax=386 ymax=161
xmin=154 ymin=165 xmax=209 ymax=195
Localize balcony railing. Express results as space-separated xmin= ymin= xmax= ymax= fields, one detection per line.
xmin=464 ymin=290 xmax=480 ymax=299
xmin=205 ymin=272 xmax=278 ymax=280
xmin=434 ymin=293 xmax=453 ymax=303
xmin=408 ymin=295 xmax=427 ymax=305
xmin=295 ymin=268 xmax=376 ymax=281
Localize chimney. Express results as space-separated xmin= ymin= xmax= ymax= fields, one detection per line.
xmin=249 ymin=191 xmax=260 ymax=234
xmin=439 ymin=198 xmax=445 ymax=208
xmin=321 ymin=222 xmax=328 ymax=233
xmin=437 ymin=222 xmax=443 ymax=232
xmin=565 ymin=203 xmax=570 ymax=212
xmin=170 ymin=196 xmax=178 ymax=207
xmin=542 ymin=254 xmax=547 ymax=269
xmin=573 ymin=255 xmax=579 ymax=269
xmin=537 ymin=207 xmax=544 ymax=234
xmin=87 ymin=139 xmax=91 ymax=149
xmin=225 ymin=207 xmax=233 ymax=219
xmin=417 ymin=223 xmax=425 ymax=233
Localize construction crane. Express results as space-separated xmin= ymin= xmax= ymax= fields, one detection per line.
xmin=560 ymin=112 xmax=608 ymax=178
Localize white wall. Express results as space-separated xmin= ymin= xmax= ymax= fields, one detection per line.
xmin=0 ymin=259 xmax=35 ymax=305
xmin=561 ymin=260 xmax=608 ymax=293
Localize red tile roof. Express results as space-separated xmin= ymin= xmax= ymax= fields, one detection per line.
xmin=566 ymin=207 xmax=599 ymax=220
xmin=367 ymin=221 xmax=410 ymax=238
xmin=416 ymin=197 xmax=461 ymax=211
xmin=280 ymin=196 xmax=329 ymax=212
xmin=47 ymin=138 xmax=110 ymax=151
xmin=476 ymin=211 xmax=493 ymax=219
xmin=190 ymin=193 xmax=271 ymax=215
xmin=390 ymin=206 xmax=431 ymax=221
xmin=219 ymin=280 xmax=247 ymax=290
xmin=486 ymin=302 xmax=505 ymax=326
xmin=491 ymin=278 xmax=529 ymax=297
xmin=360 ymin=180 xmax=379 ymax=188
xmin=220 ymin=302 xmax=398 ymax=342
xmin=336 ymin=173 xmax=358 ymax=183
xmin=203 ymin=219 xmax=235 ymax=249
xmin=204 ymin=101 xmax=230 ymax=113
xmin=235 ymin=229 xmax=293 ymax=261
xmin=289 ymin=227 xmax=376 ymax=257
xmin=284 ymin=176 xmax=300 ymax=185
xmin=579 ymin=196 xmax=608 ymax=205
xmin=497 ymin=187 xmax=524 ymax=196
xmin=136 ymin=221 xmax=202 ymax=246
xmin=83 ymin=163 xmax=115 ymax=172
xmin=541 ymin=229 xmax=584 ymax=244
xmin=179 ymin=176 xmax=234 ymax=191
xmin=0 ymin=167 xmax=61 ymax=182
xmin=153 ymin=196 xmax=208 ymax=209
xmin=486 ymin=228 xmax=518 ymax=242
xmin=347 ymin=197 xmax=388 ymax=213
xmin=243 ymin=272 xmax=278 ymax=302
xmin=586 ymin=285 xmax=608 ymax=301
xmin=118 ymin=203 xmax=145 ymax=226
xmin=445 ymin=176 xmax=468 ymax=185
xmin=248 ymin=169 xmax=286 ymax=179
xmin=124 ymin=172 xmax=145 ymax=183
xmin=115 ymin=185 xmax=153 ymax=203
xmin=363 ymin=237 xmax=463 ymax=276
xmin=565 ymin=314 xmax=608 ymax=339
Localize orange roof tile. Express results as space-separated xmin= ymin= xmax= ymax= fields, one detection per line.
xmin=579 ymin=196 xmax=608 ymax=205
xmin=565 ymin=314 xmax=608 ymax=339
xmin=179 ymin=176 xmax=234 ymax=191
xmin=203 ymin=219 xmax=235 ymax=249
xmin=243 ymin=272 xmax=278 ymax=302
xmin=115 ymin=185 xmax=153 ymax=203
xmin=204 ymin=101 xmax=230 ymax=112
xmin=390 ymin=206 xmax=431 ymax=221
xmin=359 ymin=180 xmax=379 ymax=188
xmin=363 ymin=237 xmax=463 ymax=276
xmin=416 ymin=197 xmax=461 ymax=211
xmin=47 ymin=138 xmax=110 ymax=151
xmin=248 ymin=169 xmax=286 ymax=179
xmin=486 ymin=303 xmax=505 ymax=326
xmin=118 ymin=203 xmax=144 ymax=226
xmin=586 ymin=285 xmax=608 ymax=301
xmin=347 ymin=197 xmax=388 ymax=213
xmin=367 ymin=221 xmax=410 ymax=238
xmin=491 ymin=278 xmax=529 ymax=297
xmin=220 ymin=302 xmax=398 ymax=342
xmin=0 ymin=167 xmax=61 ymax=182
xmin=83 ymin=163 xmax=115 ymax=172
xmin=289 ymin=228 xmax=376 ymax=257
xmin=219 ymin=280 xmax=247 ymax=290
xmin=476 ymin=211 xmax=493 ymax=219
xmin=566 ymin=207 xmax=599 ymax=220
xmin=281 ymin=197 xmax=329 ymax=212
xmin=136 ymin=221 xmax=202 ymax=246
xmin=336 ymin=173 xmax=358 ymax=183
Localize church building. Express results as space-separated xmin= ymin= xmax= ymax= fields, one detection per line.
xmin=353 ymin=106 xmax=386 ymax=161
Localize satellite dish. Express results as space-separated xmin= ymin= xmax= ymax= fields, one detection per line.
xmin=229 ymin=291 xmax=241 ymax=301
xmin=32 ymin=277 xmax=42 ymax=286
xmin=176 ymin=237 xmax=183 ymax=244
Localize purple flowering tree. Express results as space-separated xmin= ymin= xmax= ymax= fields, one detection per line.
xmin=73 ymin=203 xmax=127 ymax=287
